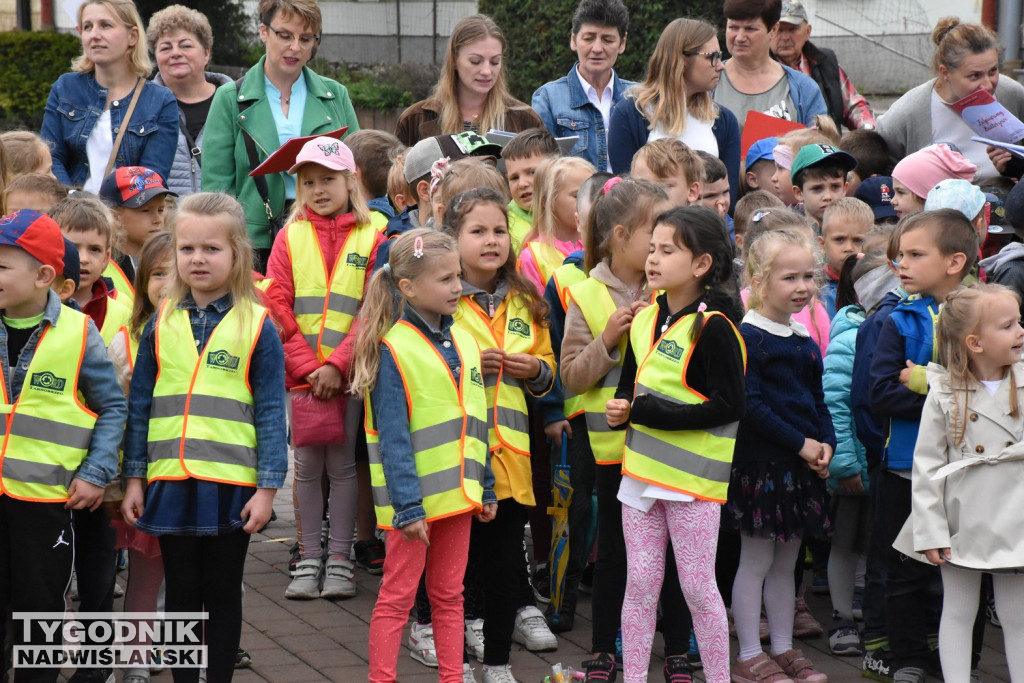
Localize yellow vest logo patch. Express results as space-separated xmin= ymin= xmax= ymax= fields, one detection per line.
xmin=206 ymin=349 xmax=241 ymax=371
xmin=656 ymin=339 xmax=684 ymax=362
xmin=507 ymin=317 xmax=531 ymax=339
xmin=30 ymin=371 xmax=66 ymax=394
xmin=346 ymin=252 xmax=368 ymax=269
xmin=470 ymin=367 xmax=484 ymax=387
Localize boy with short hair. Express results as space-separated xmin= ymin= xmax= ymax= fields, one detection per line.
xmin=4 ymin=173 xmax=68 ymax=214
xmin=345 ymin=129 xmax=406 ymax=232
xmin=0 ymin=209 xmax=126 ymax=682
xmin=791 ymin=143 xmax=857 ymax=231
xmin=99 ymin=166 xmax=177 ymax=303
xmin=696 ymin=150 xmax=732 ymax=218
xmin=742 ymin=137 xmax=779 ymax=198
xmin=840 ymin=128 xmax=892 ymax=196
xmin=819 ymin=196 xmax=873 ymax=318
xmin=629 ymin=138 xmax=703 ymax=207
xmin=502 ymin=128 xmax=560 ymax=247
xmin=869 ymin=208 xmax=979 ymax=683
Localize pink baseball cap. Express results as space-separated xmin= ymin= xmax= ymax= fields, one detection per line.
xmin=287 ymin=137 xmax=356 ymax=175
xmin=891 ymin=143 xmax=977 ymax=199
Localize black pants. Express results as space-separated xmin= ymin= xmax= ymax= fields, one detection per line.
xmin=552 ymin=415 xmax=596 ymax=622
xmin=72 ymin=506 xmax=117 ymax=669
xmin=590 ymin=464 xmax=691 ymax=656
xmin=159 ymin=530 xmax=251 ymax=683
xmin=0 ymin=498 xmax=74 ymax=683
xmin=883 ymin=472 xmax=941 ymax=671
xmin=862 ymin=465 xmax=888 ymax=640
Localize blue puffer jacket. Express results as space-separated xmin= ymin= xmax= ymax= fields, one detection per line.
xmin=151 ymin=71 xmax=232 ymax=197
xmin=823 ymin=304 xmax=868 ymax=492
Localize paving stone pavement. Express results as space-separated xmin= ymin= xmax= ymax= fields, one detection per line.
xmin=95 ymin=469 xmax=1010 ymax=683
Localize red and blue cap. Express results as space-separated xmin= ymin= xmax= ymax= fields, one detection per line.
xmin=0 ymin=210 xmax=65 ymax=272
xmin=100 ymin=166 xmax=176 ymax=209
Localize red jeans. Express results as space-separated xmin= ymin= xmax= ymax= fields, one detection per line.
xmin=368 ymin=512 xmax=472 ymax=682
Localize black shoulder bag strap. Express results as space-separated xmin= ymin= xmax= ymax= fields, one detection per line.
xmin=235 ymin=73 xmax=275 ymax=230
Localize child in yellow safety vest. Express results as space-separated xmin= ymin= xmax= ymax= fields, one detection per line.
xmin=605 ymin=206 xmax=746 ymax=683
xmin=261 ymin=136 xmax=386 ymax=600
xmin=445 ymin=188 xmax=558 ymax=677
xmin=351 ymin=229 xmax=497 ymax=683
xmin=121 ymin=193 xmax=287 ymax=683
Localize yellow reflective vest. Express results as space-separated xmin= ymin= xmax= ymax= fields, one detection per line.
xmin=146 ymin=301 xmax=267 ymax=486
xmin=622 ymin=306 xmax=746 ymax=503
xmin=565 ymin=277 xmax=635 ymax=464
xmin=370 ymin=210 xmax=389 ymax=233
xmin=365 ymin=321 xmax=489 ymax=529
xmin=284 ymin=220 xmax=376 ymax=362
xmin=99 ymin=293 xmax=133 ymax=346
xmin=518 ymin=241 xmax=567 ymax=290
xmin=550 ymin=262 xmax=587 ymax=419
xmin=0 ymin=309 xmax=98 ymax=501
xmin=103 ymin=261 xmax=134 ymax=305
xmin=453 ymin=296 xmax=536 ymax=457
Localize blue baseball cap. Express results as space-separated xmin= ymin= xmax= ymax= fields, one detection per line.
xmin=745 ymin=137 xmax=778 ymax=167
xmin=62 ymin=237 xmax=80 ymax=288
xmin=854 ymin=176 xmax=898 ymax=221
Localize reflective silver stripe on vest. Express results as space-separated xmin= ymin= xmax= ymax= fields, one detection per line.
xmin=2 ymin=458 xmax=76 ymax=488
xmin=304 ymin=329 xmax=346 ymax=351
xmin=633 ymin=384 xmax=738 ymax=439
xmin=599 ymin=365 xmax=622 ymax=389
xmin=585 ymin=411 xmax=613 ymax=434
xmin=9 ymin=414 xmax=93 ymax=451
xmin=150 ymin=394 xmax=254 ymax=423
xmin=419 ymin=456 xmax=487 ymax=497
xmin=624 ymin=428 xmax=735 ymax=482
xmin=483 ymin=374 xmax=522 ymax=390
xmin=148 ymin=437 xmax=257 ymax=468
xmin=496 ymin=406 xmax=529 ymax=434
xmin=410 ymin=416 xmax=488 ymax=454
xmin=294 ymin=291 xmax=361 ymax=318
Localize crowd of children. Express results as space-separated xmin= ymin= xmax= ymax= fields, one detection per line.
xmin=3 ymin=15 xmax=1024 ymax=683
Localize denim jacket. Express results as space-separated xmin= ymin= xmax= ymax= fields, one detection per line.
xmin=122 ymin=293 xmax=289 ymax=488
xmin=42 ymin=71 xmax=179 ymax=188
xmin=370 ymin=304 xmax=496 ymax=528
xmin=532 ymin=63 xmax=635 ymax=170
xmin=0 ymin=291 xmax=126 ymax=487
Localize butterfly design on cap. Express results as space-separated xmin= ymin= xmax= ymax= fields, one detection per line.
xmin=318 ymin=142 xmax=340 ymax=157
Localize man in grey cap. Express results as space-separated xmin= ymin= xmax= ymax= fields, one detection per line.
xmin=770 ymin=0 xmax=876 ymax=132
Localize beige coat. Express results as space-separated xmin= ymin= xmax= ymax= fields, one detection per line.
xmin=894 ymin=362 xmax=1024 ymax=571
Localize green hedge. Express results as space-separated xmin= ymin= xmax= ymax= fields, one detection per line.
xmin=0 ymin=31 xmax=82 ymax=129
xmin=478 ymin=0 xmax=724 ymax=102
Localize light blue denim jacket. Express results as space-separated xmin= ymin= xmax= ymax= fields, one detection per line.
xmin=532 ymin=63 xmax=635 ymax=170
xmin=0 ymin=291 xmax=127 ymax=487
xmin=370 ymin=304 xmax=496 ymax=529
xmin=41 ymin=71 xmax=179 ymax=188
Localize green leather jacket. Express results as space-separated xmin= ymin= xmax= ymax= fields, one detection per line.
xmin=201 ymin=56 xmax=359 ymax=248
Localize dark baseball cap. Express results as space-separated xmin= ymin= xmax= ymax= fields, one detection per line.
xmin=100 ymin=167 xmax=176 ymax=209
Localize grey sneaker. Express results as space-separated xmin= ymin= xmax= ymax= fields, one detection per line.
xmin=463 ymin=662 xmax=480 ymax=683
xmin=320 ymin=557 xmax=356 ymax=599
xmin=828 ymin=618 xmax=862 ymax=656
xmin=892 ymin=667 xmax=926 ymax=683
xmin=481 ymin=663 xmax=518 ymax=683
xmin=284 ymin=558 xmax=322 ymax=599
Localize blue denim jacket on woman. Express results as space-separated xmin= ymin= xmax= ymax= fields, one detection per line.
xmin=41 ymin=71 xmax=179 ymax=188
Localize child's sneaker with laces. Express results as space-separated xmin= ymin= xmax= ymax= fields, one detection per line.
xmin=828 ymin=615 xmax=862 ymax=656
xmin=353 ymin=538 xmax=386 ymax=575
xmin=320 ymin=557 xmax=356 ymax=599
xmin=861 ymin=648 xmax=893 ymax=682
xmin=464 ymin=618 xmax=485 ymax=662
xmin=512 ymin=605 xmax=557 ymax=651
xmin=582 ymin=652 xmax=617 ymax=682
xmin=732 ymin=652 xmax=793 ymax=683
xmin=284 ymin=558 xmax=322 ymax=599
xmin=407 ymin=621 xmax=437 ymax=667
xmin=773 ymin=649 xmax=827 ymax=682
xmin=462 ymin=662 xmax=479 ymax=683
xmin=481 ymin=663 xmax=517 ymax=683
xmin=663 ymin=655 xmax=693 ymax=683
xmin=891 ymin=667 xmax=925 ymax=683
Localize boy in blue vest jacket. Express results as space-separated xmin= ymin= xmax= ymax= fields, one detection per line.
xmin=0 ymin=210 xmax=126 ymax=683
xmin=868 ymin=209 xmax=978 ymax=683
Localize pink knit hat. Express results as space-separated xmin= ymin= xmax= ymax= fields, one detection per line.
xmin=891 ymin=143 xmax=977 ymax=199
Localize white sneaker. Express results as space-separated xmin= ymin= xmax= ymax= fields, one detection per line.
xmin=462 ymin=662 xmax=479 ymax=683
xmin=320 ymin=557 xmax=356 ymax=599
xmin=511 ymin=605 xmax=557 ymax=651
xmin=482 ymin=663 xmax=517 ymax=683
xmin=464 ymin=618 xmax=485 ymax=662
xmin=407 ymin=621 xmax=438 ymax=667
xmin=284 ymin=558 xmax=322 ymax=599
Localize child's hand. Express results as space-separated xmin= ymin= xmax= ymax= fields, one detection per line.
xmin=309 ymin=364 xmax=343 ymax=400
xmin=601 ymin=307 xmax=635 ymax=352
xmin=480 ymin=348 xmax=506 ymax=376
xmin=503 ymin=353 xmax=540 ymax=380
xmin=65 ymin=479 xmax=105 ymax=511
xmin=606 ymin=398 xmax=630 ymax=427
xmin=925 ymin=548 xmax=951 ymax=565
xmin=899 ymin=360 xmax=917 ymax=387
xmin=401 ymin=519 xmax=430 ymax=546
xmin=241 ymin=488 xmax=277 ymax=534
xmin=798 ymin=438 xmax=823 ymax=466
xmin=544 ymin=420 xmax=572 ymax=448
xmin=815 ymin=443 xmax=834 ymax=478
xmin=476 ymin=503 xmax=497 ymax=523
xmin=120 ymin=479 xmax=146 ymax=525
xmin=630 ymin=300 xmax=649 ymax=314
xmin=838 ymin=475 xmax=865 ymax=495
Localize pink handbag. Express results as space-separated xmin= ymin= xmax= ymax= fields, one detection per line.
xmin=290 ymin=385 xmax=346 ymax=447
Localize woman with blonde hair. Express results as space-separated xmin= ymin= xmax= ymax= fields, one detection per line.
xmin=608 ymin=18 xmax=740 ymax=206
xmin=395 ymin=14 xmax=543 ymax=147
xmin=41 ymin=0 xmax=178 ymax=191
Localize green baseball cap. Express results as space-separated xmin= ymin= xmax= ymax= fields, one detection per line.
xmin=791 ymin=143 xmax=857 ymax=180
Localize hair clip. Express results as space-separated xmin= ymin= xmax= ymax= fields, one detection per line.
xmin=428 ymin=157 xmax=450 ymax=197
xmin=413 ymin=236 xmax=424 ymax=259
xmin=603 ymin=176 xmax=624 ymax=194
xmin=381 ymin=262 xmax=392 ymax=274
xmin=697 ymin=302 xmax=708 ymax=313
xmin=751 ymin=210 xmax=772 ymax=223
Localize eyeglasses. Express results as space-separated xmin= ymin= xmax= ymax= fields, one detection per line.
xmin=265 ymin=25 xmax=319 ymax=49
xmin=683 ymin=50 xmax=722 ymax=66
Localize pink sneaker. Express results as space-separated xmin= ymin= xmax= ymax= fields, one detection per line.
xmin=773 ymin=649 xmax=828 ymax=683
xmin=731 ymin=652 xmax=794 ymax=683
xmin=793 ymin=598 xmax=823 ymax=638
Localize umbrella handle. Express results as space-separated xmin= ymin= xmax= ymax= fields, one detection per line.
xmin=560 ymin=434 xmax=568 ymax=468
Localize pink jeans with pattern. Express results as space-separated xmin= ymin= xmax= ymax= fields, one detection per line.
xmin=621 ymin=499 xmax=730 ymax=683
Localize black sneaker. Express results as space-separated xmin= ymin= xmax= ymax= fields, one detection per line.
xmin=532 ymin=564 xmax=551 ymax=604
xmin=582 ymin=652 xmax=617 ymax=682
xmin=862 ymin=648 xmax=894 ymax=682
xmin=353 ymin=539 xmax=386 ymax=575
xmin=235 ymin=646 xmax=252 ymax=668
xmin=288 ymin=541 xmax=301 ymax=576
xmin=544 ymin=603 xmax=574 ymax=633
xmin=663 ymin=655 xmax=693 ymax=683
